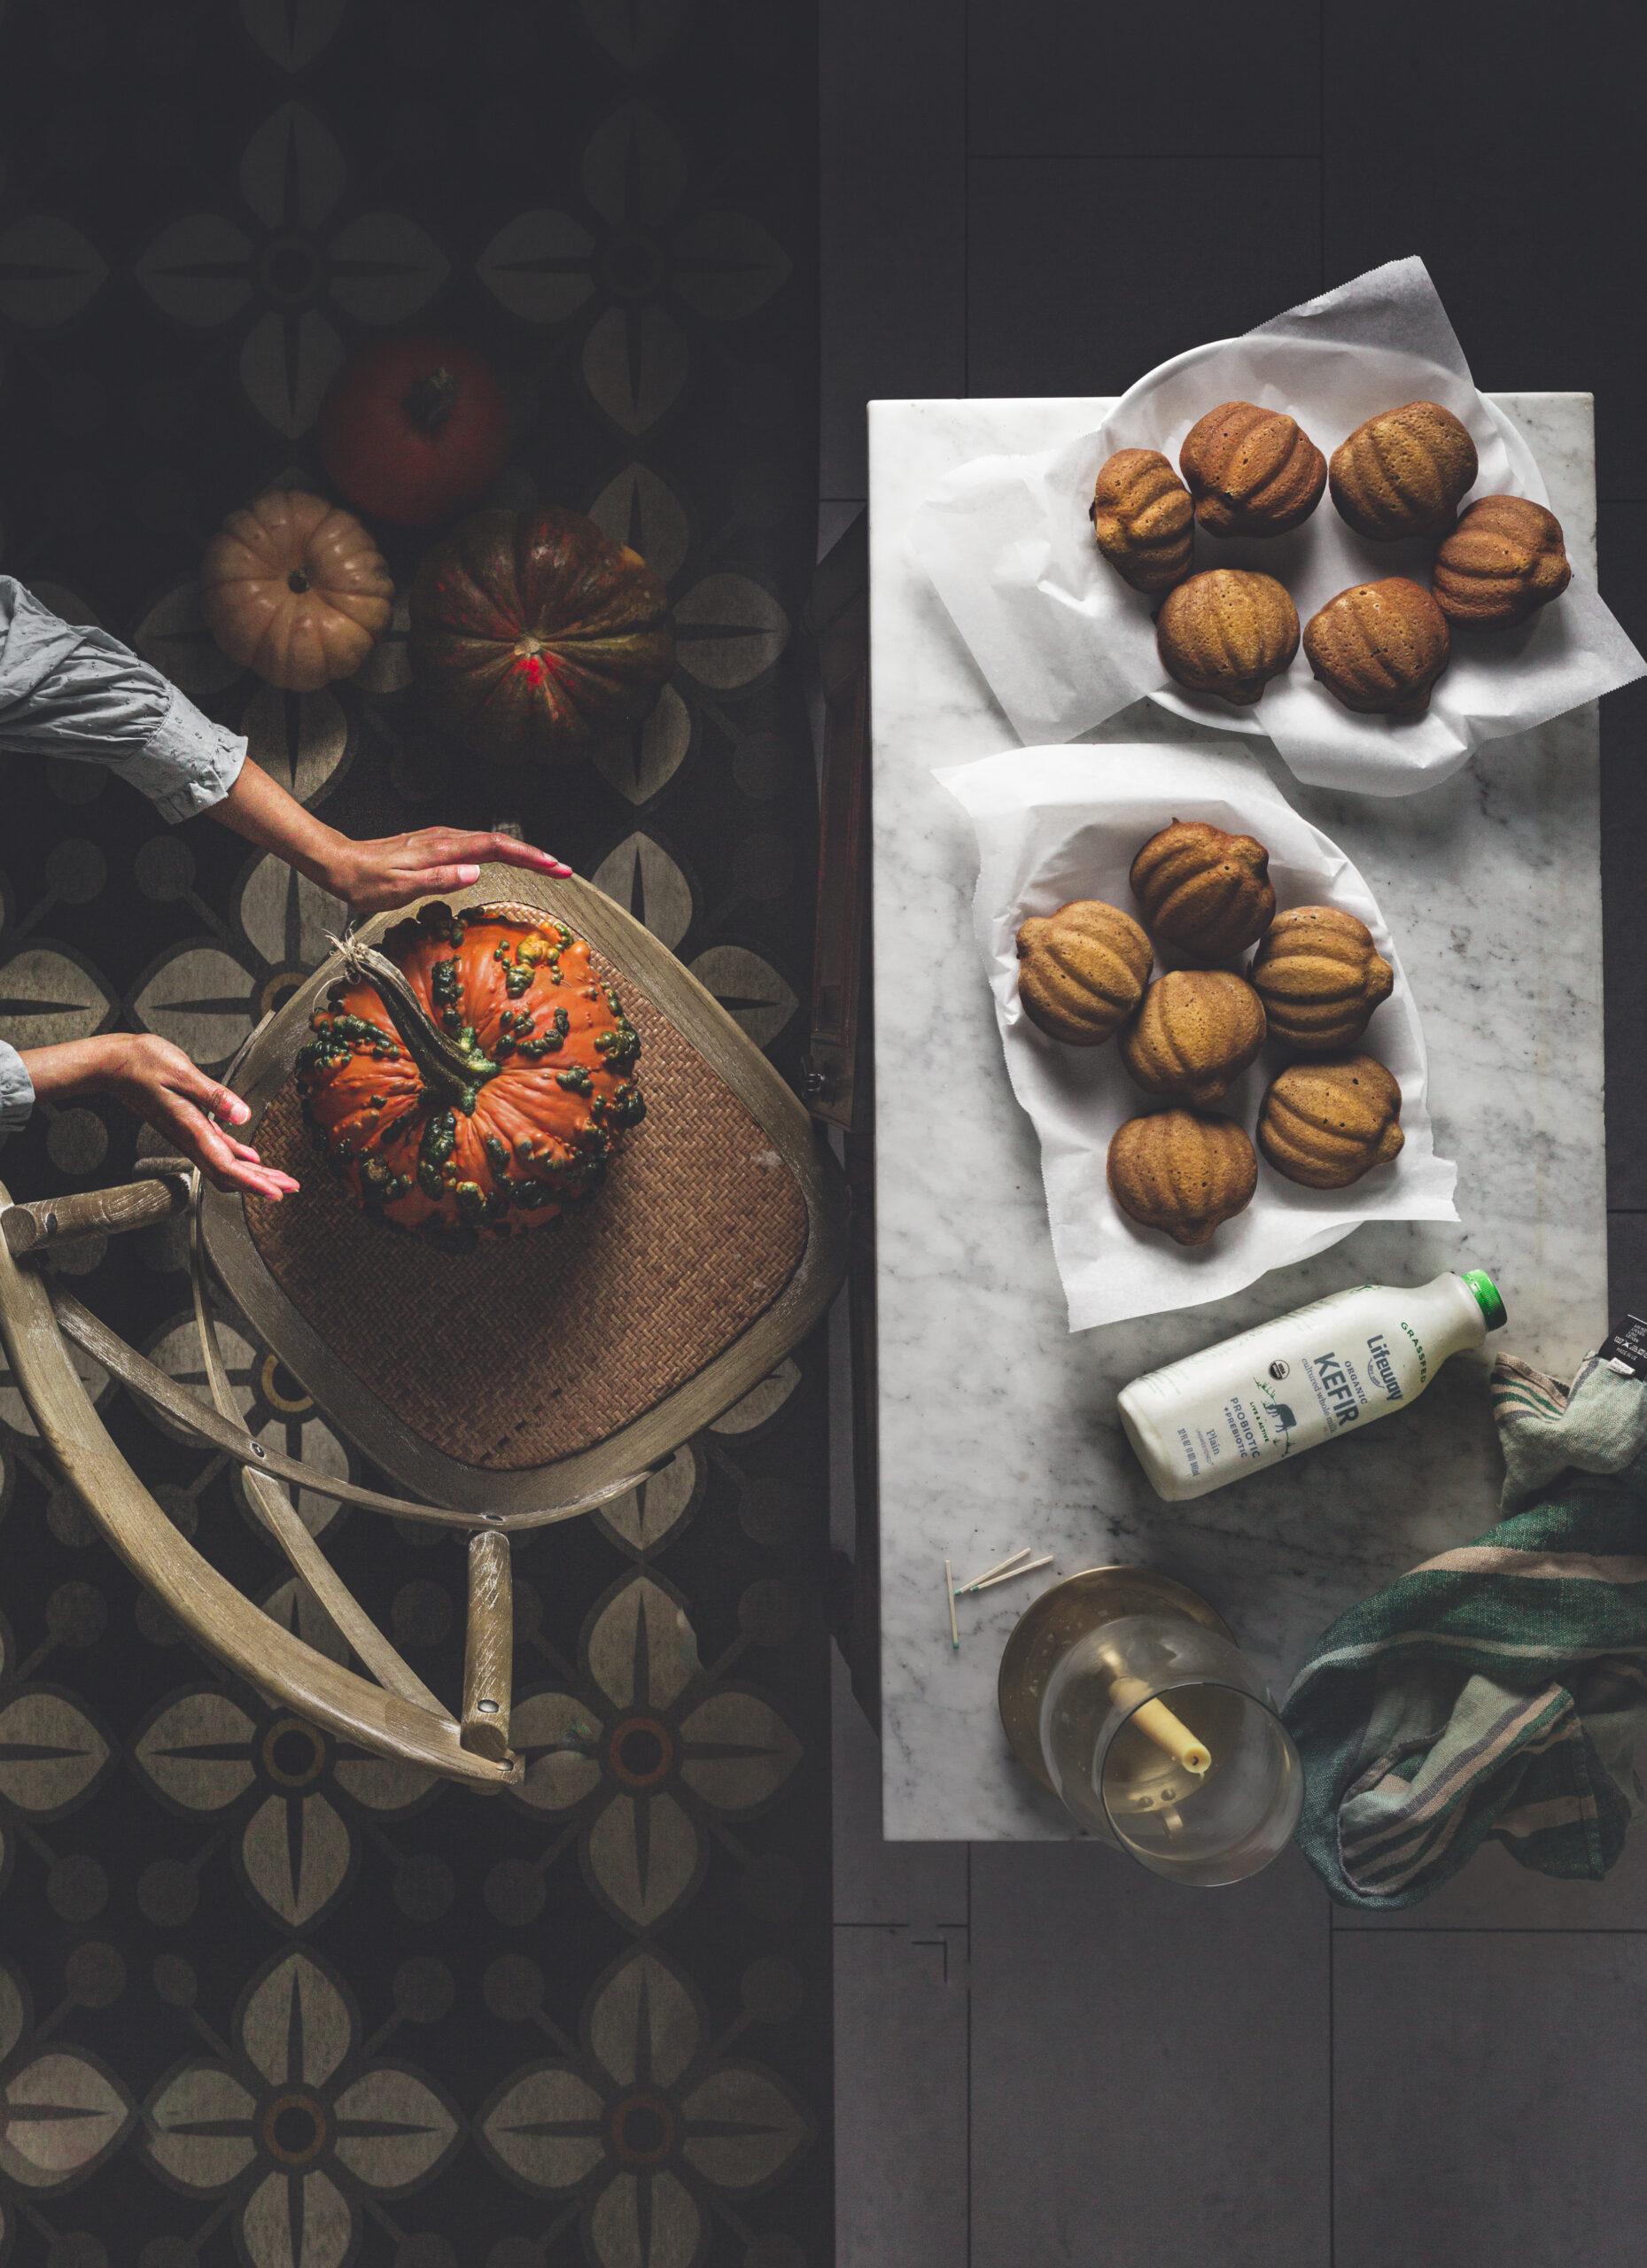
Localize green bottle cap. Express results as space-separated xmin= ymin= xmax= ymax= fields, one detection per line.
xmin=1460 ymin=1270 xmax=1506 ymax=1332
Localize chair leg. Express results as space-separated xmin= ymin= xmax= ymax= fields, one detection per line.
xmin=462 ymin=1530 xmax=514 ymax=1762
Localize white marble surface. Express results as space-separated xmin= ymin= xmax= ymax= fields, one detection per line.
xmin=871 ymin=392 xmax=1605 ymax=1841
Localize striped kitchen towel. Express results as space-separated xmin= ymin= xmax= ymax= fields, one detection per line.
xmin=1284 ymin=1350 xmax=1647 ymax=1908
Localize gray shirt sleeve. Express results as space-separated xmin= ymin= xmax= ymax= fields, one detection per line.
xmin=0 ymin=1041 xmax=34 ymax=1134
xmin=0 ymin=576 xmax=246 ymax=823
xmin=0 ymin=578 xmax=250 ymax=1136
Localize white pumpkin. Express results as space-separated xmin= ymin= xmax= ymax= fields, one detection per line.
xmin=200 ymin=489 xmax=393 ymax=691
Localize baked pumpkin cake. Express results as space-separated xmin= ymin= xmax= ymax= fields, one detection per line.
xmin=1130 ymin=820 xmax=1277 ymax=965
xmin=1432 ymin=495 xmax=1572 ymax=629
xmin=1178 ymin=402 xmax=1326 ymax=538
xmin=1156 ymin=570 xmax=1299 ymax=707
xmin=1090 ymin=448 xmax=1194 ymax=593
xmin=1015 ymin=899 xmax=1154 ymax=1045
xmin=1303 ymin=578 xmax=1451 ymax=717
xmin=1329 ymin=400 xmax=1478 ymax=540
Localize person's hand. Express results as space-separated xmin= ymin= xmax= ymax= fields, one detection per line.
xmin=318 ymin=827 xmax=574 ymax=916
xmin=22 ymin=1036 xmax=300 ymax=1201
xmin=211 ymin=757 xmax=576 ymax=916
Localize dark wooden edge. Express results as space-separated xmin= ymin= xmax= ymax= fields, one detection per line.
xmin=198 ymin=865 xmax=850 ymax=1521
xmin=803 ymin=509 xmax=869 ymax=1132
xmin=804 ymin=514 xmax=881 ymax=1728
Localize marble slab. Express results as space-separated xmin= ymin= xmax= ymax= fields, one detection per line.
xmin=870 ymin=392 xmax=1604 ymax=1841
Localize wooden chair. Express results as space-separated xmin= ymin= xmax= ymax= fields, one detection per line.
xmin=0 ymin=867 xmax=848 ymax=1787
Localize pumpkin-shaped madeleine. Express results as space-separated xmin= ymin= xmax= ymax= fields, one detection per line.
xmin=1130 ymin=820 xmax=1277 ymax=966
xmin=1120 ymin=970 xmax=1266 ymax=1107
xmin=1249 ymin=906 xmax=1395 ymax=1053
xmin=1016 ymin=900 xmax=1154 ymax=1046
xmin=1156 ymin=570 xmax=1299 ymax=706
xmin=1329 ymin=400 xmax=1478 ymax=540
xmin=1107 ymin=1108 xmax=1257 ymax=1247
xmin=1433 ymin=495 xmax=1572 ymax=629
xmin=1303 ymin=578 xmax=1450 ymax=717
xmin=1178 ymin=401 xmax=1326 ymax=537
xmin=1091 ymin=448 xmax=1194 ymax=593
xmin=1257 ymin=1052 xmax=1404 ymax=1189
xmin=201 ymin=491 xmax=393 ymax=691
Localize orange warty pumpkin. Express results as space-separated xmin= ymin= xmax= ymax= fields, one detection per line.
xmin=1090 ymin=448 xmax=1194 ymax=592
xmin=1432 ymin=494 xmax=1572 ymax=629
xmin=1178 ymin=401 xmax=1326 ymax=537
xmin=201 ymin=490 xmax=393 ymax=691
xmin=297 ymin=902 xmax=644 ymax=1247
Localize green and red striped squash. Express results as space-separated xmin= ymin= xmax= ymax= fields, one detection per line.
xmin=408 ymin=507 xmax=674 ymax=763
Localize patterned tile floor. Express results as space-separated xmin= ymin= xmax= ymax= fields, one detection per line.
xmin=0 ymin=3 xmax=830 ymax=2264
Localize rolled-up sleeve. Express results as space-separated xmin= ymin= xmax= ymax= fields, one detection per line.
xmin=0 ymin=577 xmax=246 ymax=822
xmin=0 ymin=1041 xmax=35 ymax=1134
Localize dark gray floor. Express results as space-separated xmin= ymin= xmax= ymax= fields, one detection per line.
xmin=823 ymin=4 xmax=1647 ymax=2260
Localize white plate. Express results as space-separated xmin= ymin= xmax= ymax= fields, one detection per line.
xmin=911 ymin=259 xmax=1644 ymax=796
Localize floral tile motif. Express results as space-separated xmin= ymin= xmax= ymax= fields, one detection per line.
xmin=0 ymin=1961 xmax=133 ymax=2194
xmin=133 ymin=1686 xmax=435 ymax=1931
xmin=0 ymin=0 xmax=828 ymax=2249
xmin=478 ymin=102 xmax=789 ymax=437
xmin=138 ymin=1309 xmax=354 ymax=1542
xmin=510 ymin=1569 xmax=801 ymax=1932
xmin=134 ymin=101 xmax=449 ymax=436
xmin=146 ymin=1947 xmax=461 ymax=2268
xmin=480 ymin=1944 xmax=812 ymax=2268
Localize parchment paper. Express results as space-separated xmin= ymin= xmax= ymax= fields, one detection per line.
xmin=936 ymin=741 xmax=1458 ymax=1331
xmin=912 ymin=260 xmax=1645 ymax=796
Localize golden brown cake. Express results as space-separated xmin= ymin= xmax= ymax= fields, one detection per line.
xmin=1120 ymin=970 xmax=1266 ymax=1107
xmin=1249 ymin=906 xmax=1395 ymax=1053
xmin=1130 ymin=819 xmax=1276 ymax=966
xmin=1090 ymin=449 xmax=1195 ymax=593
xmin=1178 ymin=401 xmax=1326 ymax=537
xmin=1015 ymin=899 xmax=1154 ymax=1046
xmin=1107 ymin=1109 xmax=1257 ymax=1247
xmin=1257 ymin=1053 xmax=1404 ymax=1189
xmin=1156 ymin=570 xmax=1299 ymax=706
xmin=1432 ymin=494 xmax=1572 ymax=628
xmin=1302 ymin=578 xmax=1451 ymax=717
xmin=1328 ymin=400 xmax=1478 ymax=540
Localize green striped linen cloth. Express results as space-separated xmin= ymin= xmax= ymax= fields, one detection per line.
xmin=1283 ymin=1350 xmax=1647 ymax=1909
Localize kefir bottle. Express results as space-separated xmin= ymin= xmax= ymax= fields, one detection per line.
xmin=1117 ymin=1270 xmax=1506 ymax=1503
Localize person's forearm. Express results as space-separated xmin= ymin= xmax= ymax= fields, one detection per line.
xmin=206 ymin=759 xmax=570 ymax=915
xmin=211 ymin=757 xmax=353 ymax=896
xmin=20 ymin=1036 xmax=131 ymax=1106
xmin=19 ymin=1034 xmax=298 ymax=1199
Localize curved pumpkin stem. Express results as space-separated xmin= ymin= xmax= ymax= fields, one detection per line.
xmin=330 ymin=931 xmax=497 ymax=1109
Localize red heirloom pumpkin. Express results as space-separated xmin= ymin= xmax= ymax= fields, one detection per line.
xmin=297 ymin=902 xmax=645 ymax=1247
xmin=409 ymin=508 xmax=675 ymax=763
xmin=318 ymin=335 xmax=512 ymax=527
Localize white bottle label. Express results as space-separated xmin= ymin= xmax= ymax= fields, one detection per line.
xmin=1120 ymin=1275 xmax=1483 ymax=1501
